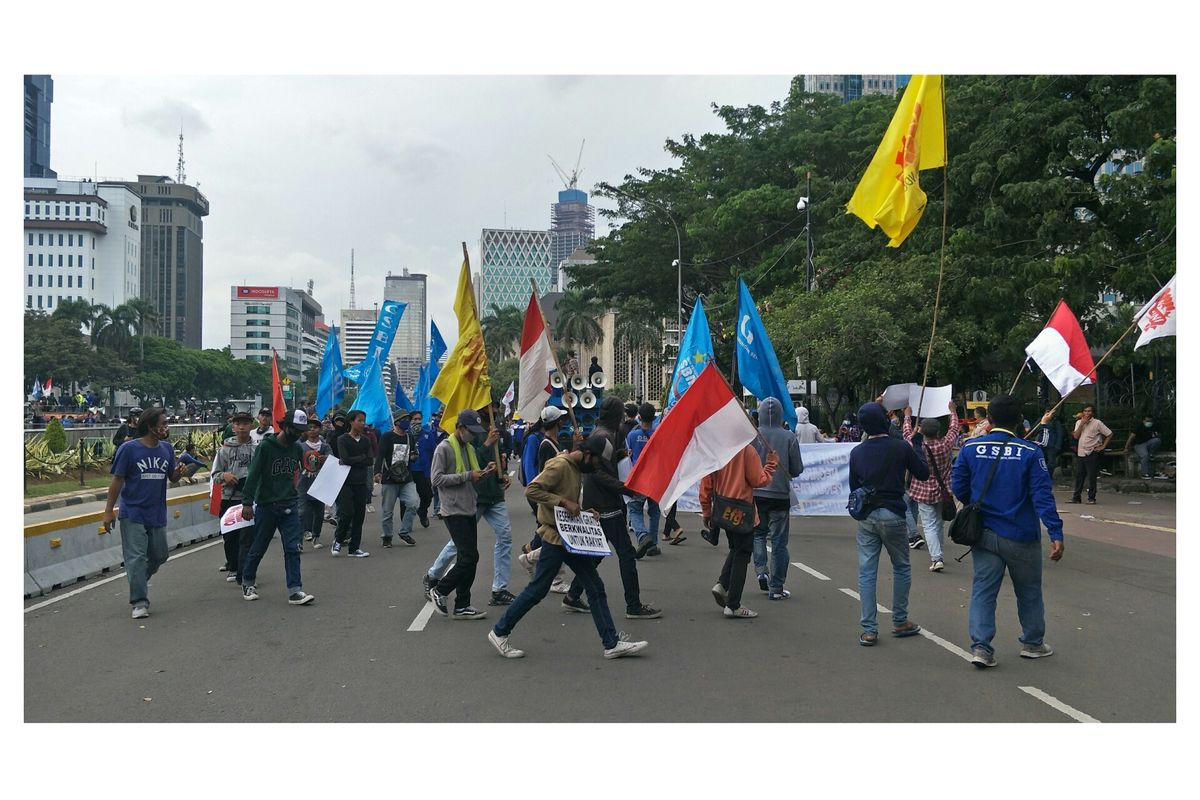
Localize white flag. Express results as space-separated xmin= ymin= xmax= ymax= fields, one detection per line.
xmin=1134 ymin=276 xmax=1177 ymax=350
xmin=501 ymin=381 xmax=515 ymax=415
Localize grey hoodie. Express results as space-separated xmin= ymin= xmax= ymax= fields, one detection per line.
xmin=793 ymin=406 xmax=828 ymax=444
xmin=752 ymin=397 xmax=804 ymax=501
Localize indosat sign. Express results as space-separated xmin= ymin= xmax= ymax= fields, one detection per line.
xmin=237 ymin=286 xmax=280 ymax=299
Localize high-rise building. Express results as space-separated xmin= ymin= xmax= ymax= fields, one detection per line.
xmin=383 ymin=270 xmax=427 ymax=393
xmin=805 ymin=74 xmax=901 ymax=103
xmin=556 ymin=246 xmax=595 ymax=293
xmin=550 ymin=188 xmax=595 ymax=275
xmin=24 ymin=75 xmax=56 ymax=179
xmin=115 ymin=175 xmax=210 ymax=349
xmin=229 ymin=286 xmax=322 ymax=383
xmin=480 ymin=228 xmax=553 ymax=311
xmin=23 ymin=178 xmax=141 ymax=316
xmin=340 ymin=307 xmax=378 ymax=378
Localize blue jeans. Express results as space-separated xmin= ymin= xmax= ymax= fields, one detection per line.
xmin=627 ymin=497 xmax=661 ymax=546
xmin=380 ymin=480 xmax=419 ymax=540
xmin=855 ymin=507 xmax=912 ymax=634
xmin=903 ymin=491 xmax=920 ymax=539
xmin=751 ymin=498 xmax=790 ymax=591
xmin=242 ymin=500 xmax=304 ymax=594
xmin=427 ymin=502 xmax=514 ymax=592
xmin=120 ymin=519 xmax=168 ymax=606
xmin=1134 ymin=437 xmax=1161 ymax=476
xmin=493 ymin=541 xmax=618 ymax=650
xmin=968 ymin=528 xmax=1045 ymax=655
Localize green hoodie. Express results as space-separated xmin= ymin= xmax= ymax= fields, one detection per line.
xmin=242 ymin=432 xmax=303 ymax=506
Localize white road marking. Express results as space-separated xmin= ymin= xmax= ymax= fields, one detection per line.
xmin=407 ymin=601 xmax=436 ymax=631
xmin=1019 ymin=686 xmax=1102 ymax=723
xmin=838 ymin=588 xmax=890 ymax=614
xmin=24 ymin=539 xmax=224 ymax=614
xmin=792 ymin=561 xmax=831 ymax=581
xmin=917 ymin=628 xmax=974 ymax=662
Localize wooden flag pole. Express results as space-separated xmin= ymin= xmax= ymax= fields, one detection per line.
xmin=916 ymin=77 xmax=952 ymax=428
xmin=529 ymin=278 xmax=581 ymax=437
xmin=458 ymin=241 xmax=501 ymax=467
xmin=1035 ymin=316 xmax=1142 ymax=428
xmin=1008 ymin=358 xmax=1030 ymax=395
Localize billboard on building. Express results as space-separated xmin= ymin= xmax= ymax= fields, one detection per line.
xmin=237 ymin=286 xmax=279 ymax=299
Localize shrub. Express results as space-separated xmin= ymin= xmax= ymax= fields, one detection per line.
xmin=45 ymin=417 xmax=67 ymax=454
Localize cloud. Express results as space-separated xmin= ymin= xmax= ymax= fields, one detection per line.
xmin=359 ymin=134 xmax=454 ymax=184
xmin=123 ymin=99 xmax=212 ymax=139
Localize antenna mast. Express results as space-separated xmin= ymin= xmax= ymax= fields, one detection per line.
xmin=176 ymin=129 xmax=187 ymax=184
xmin=349 ymin=249 xmax=356 ymax=310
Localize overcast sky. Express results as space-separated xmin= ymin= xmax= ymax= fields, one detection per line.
xmin=49 ymin=75 xmax=793 ymax=350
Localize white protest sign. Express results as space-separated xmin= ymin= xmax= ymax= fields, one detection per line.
xmin=553 ymin=507 xmax=613 ymax=556
xmin=881 ymin=383 xmax=918 ymax=411
xmin=306 ymin=456 xmax=351 ymax=506
xmin=907 ymin=384 xmax=954 ymax=418
xmin=220 ymin=503 xmax=255 ymax=535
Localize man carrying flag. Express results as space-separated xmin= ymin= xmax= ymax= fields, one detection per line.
xmin=431 ymin=252 xmax=491 ymax=433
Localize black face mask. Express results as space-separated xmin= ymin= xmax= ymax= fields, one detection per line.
xmin=579 ymin=456 xmax=596 ymax=474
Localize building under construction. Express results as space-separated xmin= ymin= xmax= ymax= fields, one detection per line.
xmin=550 ymin=188 xmax=595 ymax=282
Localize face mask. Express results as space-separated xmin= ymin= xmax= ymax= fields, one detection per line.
xmin=1144 ymin=421 xmax=1153 ymax=428
xmin=398 ymin=420 xmax=410 ymax=432
xmin=411 ymin=421 xmax=423 ymax=433
xmin=579 ymin=458 xmax=596 ymax=473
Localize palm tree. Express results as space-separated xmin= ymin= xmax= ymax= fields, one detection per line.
xmin=51 ymin=297 xmax=97 ymax=336
xmin=91 ymin=303 xmax=132 ymax=359
xmin=120 ymin=297 xmax=160 ymax=363
xmin=481 ymin=303 xmax=524 ymax=364
xmin=615 ymin=299 xmax=664 ymax=401
xmin=553 ymin=290 xmax=604 ymax=356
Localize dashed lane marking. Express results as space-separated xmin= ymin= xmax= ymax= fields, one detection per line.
xmin=1019 ymin=686 xmax=1102 ymax=723
xmin=792 ymin=561 xmax=831 ymax=581
xmin=838 ymin=587 xmax=890 ymax=614
xmin=407 ymin=601 xmax=435 ymax=631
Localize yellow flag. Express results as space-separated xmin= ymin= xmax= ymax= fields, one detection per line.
xmin=431 ymin=256 xmax=492 ymax=433
xmin=846 ymin=75 xmax=945 ymax=247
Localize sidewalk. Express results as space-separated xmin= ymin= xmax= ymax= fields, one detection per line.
xmin=24 ymin=472 xmax=212 ymax=514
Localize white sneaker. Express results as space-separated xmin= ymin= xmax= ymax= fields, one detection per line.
xmin=603 ymin=639 xmax=648 ymax=659
xmin=518 ymin=552 xmax=535 ymax=576
xmin=131 ymin=605 xmax=149 ymax=619
xmin=723 ymin=606 xmax=758 ymax=618
xmin=288 ymin=591 xmax=315 ymax=605
xmin=452 ymin=606 xmax=488 ymax=621
xmin=366 ymin=504 xmax=375 ymax=513
xmin=549 ymin=579 xmax=569 ymax=594
xmin=330 ymin=542 xmax=342 ymax=557
xmin=312 ymin=540 xmax=324 ymax=550
xmin=242 ymin=585 xmax=259 ymax=601
xmin=304 ymin=531 xmax=313 ymax=541
xmin=488 ymin=629 xmax=525 ymax=658
xmin=225 ymin=573 xmax=238 ymax=582
xmin=929 ymin=560 xmax=945 ymax=572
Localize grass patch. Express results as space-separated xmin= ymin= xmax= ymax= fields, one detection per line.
xmin=25 ymin=476 xmax=112 ymax=499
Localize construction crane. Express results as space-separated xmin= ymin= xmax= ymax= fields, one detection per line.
xmin=548 ymin=139 xmax=586 ymax=190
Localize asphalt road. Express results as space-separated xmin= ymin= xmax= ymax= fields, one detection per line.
xmin=24 ymin=488 xmax=1175 ymax=723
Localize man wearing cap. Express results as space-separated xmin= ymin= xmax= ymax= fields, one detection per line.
xmin=211 ymin=409 xmax=258 ymax=581
xmin=426 ymin=409 xmax=497 ymax=620
xmin=112 ymin=407 xmax=141 ymax=448
xmin=487 ymin=434 xmax=649 ymax=660
xmin=239 ymin=409 xmax=315 ymax=606
xmin=250 ymin=407 xmax=274 ymax=444
xmin=375 ymin=410 xmax=420 ymax=548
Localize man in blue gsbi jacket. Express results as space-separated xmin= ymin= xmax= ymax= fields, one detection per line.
xmin=951 ymin=393 xmax=1064 ymax=669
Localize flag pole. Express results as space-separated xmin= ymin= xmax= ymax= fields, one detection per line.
xmin=1037 ymin=316 xmax=1142 ymax=425
xmin=710 ymin=362 xmax=775 ymax=459
xmin=1008 ymin=357 xmax=1030 ymax=395
xmin=529 ymin=278 xmax=581 ymax=437
xmin=916 ymin=76 xmax=951 ymax=427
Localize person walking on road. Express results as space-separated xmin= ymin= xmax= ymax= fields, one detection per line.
xmin=239 ymin=409 xmax=315 ymax=606
xmin=625 ymin=403 xmax=662 ymax=557
xmin=488 ymin=435 xmax=649 ymax=660
xmin=375 ymin=410 xmax=420 ymax=548
xmin=1070 ymin=404 xmax=1112 ymax=504
xmin=952 ymin=393 xmax=1064 ymax=668
xmin=750 ymin=397 xmax=804 ymax=600
xmin=409 ymin=411 xmax=437 ymax=527
xmin=299 ymin=418 xmax=331 ymax=550
xmin=250 ymin=407 xmax=274 ymax=445
xmin=211 ymin=410 xmax=258 ymax=581
xmin=332 ymin=410 xmax=373 ymax=558
xmin=102 ymin=407 xmax=185 ymax=618
xmin=902 ymin=400 xmax=960 ymax=573
xmin=848 ymin=402 xmax=928 ymax=646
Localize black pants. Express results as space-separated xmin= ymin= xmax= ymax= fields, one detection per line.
xmin=435 ymin=514 xmax=479 ymax=610
xmin=718 ymin=529 xmax=755 ymax=610
xmin=300 ymin=491 xmax=324 ymax=540
xmin=1073 ymin=452 xmax=1099 ymax=501
xmin=568 ymin=512 xmax=640 ymax=612
xmin=335 ymin=482 xmax=368 ymax=551
xmin=413 ymin=471 xmax=433 ymax=517
xmin=220 ymin=496 xmax=241 ymax=573
xmin=664 ymin=502 xmax=679 ymax=533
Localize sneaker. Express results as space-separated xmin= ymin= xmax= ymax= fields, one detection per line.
xmin=488 ymin=629 xmax=525 ymax=658
xmin=381 ymin=539 xmax=393 ymax=548
xmin=617 ymin=630 xmax=632 ymax=642
xmin=757 ymin=573 xmax=769 ymax=592
xmin=331 ymin=542 xmax=342 ymax=556
xmin=219 ymin=564 xmax=229 ymax=572
xmin=297 ymin=540 xmax=304 ymax=552
xmin=398 ymin=534 xmax=416 ymax=546
xmin=348 ymin=549 xmax=370 ymax=558
xmin=603 ymin=639 xmax=648 ymax=659
xmin=625 ymin=604 xmax=662 ymax=619
xmin=711 ymin=582 xmax=727 ymax=608
xmin=1086 ymin=499 xmax=1096 ymax=505
xmin=225 ymin=573 xmax=238 ymax=582
xmin=929 ymin=560 xmax=945 ymax=572
xmin=1140 ymin=473 xmax=1152 ymax=479
xmin=418 ymin=511 xmax=430 ymax=528
xmin=1068 ymin=497 xmax=1082 ymax=504
xmin=422 ymin=573 xmax=437 ymax=593
xmin=518 ymin=552 xmax=535 ymax=576
xmin=634 ymin=535 xmax=652 ymax=559
xmin=767 ymin=589 xmax=791 ymax=601
xmin=452 ymin=606 xmax=487 ymax=620
xmin=1020 ymin=642 xmax=1054 ymax=659
xmin=646 ymin=546 xmax=662 ymax=557
xmin=366 ymin=504 xmax=375 ymax=513
xmin=908 ymin=538 xmax=925 ymax=550
xmin=242 ymin=585 xmax=259 ymax=602
xmin=304 ymin=531 xmax=313 ymax=541
xmin=427 ymin=587 xmax=448 ymax=616
xmin=562 ymin=596 xmax=590 ymax=613
xmin=131 ymin=605 xmax=150 ymax=619
xmin=489 ymin=589 xmax=516 ymax=606
xmin=970 ymin=646 xmax=997 ymax=668
xmin=724 ymin=606 xmax=758 ymax=619
xmin=549 ymin=579 xmax=570 ymax=594
xmin=288 ymin=591 xmax=315 ymax=605
xmin=312 ymin=540 xmax=324 ymax=550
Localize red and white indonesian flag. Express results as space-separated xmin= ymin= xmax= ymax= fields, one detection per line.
xmin=625 ymin=364 xmax=758 ymax=511
xmin=1134 ymin=276 xmax=1177 ymax=350
xmin=517 ymin=292 xmax=555 ymax=422
xmin=1024 ymin=300 xmax=1096 ymax=398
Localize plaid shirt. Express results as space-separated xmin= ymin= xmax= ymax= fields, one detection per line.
xmin=903 ymin=415 xmax=959 ymax=505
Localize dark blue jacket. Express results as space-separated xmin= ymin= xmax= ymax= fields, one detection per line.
xmin=521 ymin=431 xmax=544 ymax=486
xmin=414 ymin=427 xmax=444 ymax=474
xmin=849 ymin=435 xmax=929 ymax=517
xmin=951 ymin=428 xmax=1063 ymax=542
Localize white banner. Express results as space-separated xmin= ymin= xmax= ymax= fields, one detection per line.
xmin=220 ymin=503 xmax=255 ymax=535
xmin=306 ymin=456 xmax=351 ymax=506
xmin=675 ymin=443 xmax=857 ymax=517
xmin=553 ymin=507 xmax=613 ymax=556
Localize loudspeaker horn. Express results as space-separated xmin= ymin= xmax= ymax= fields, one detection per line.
xmin=550 ymin=372 xmax=565 ymax=389
xmin=579 ymin=389 xmax=597 ymax=409
xmin=562 ymin=391 xmax=579 ymax=408
xmin=590 ymin=371 xmax=607 ymax=388
xmin=570 ymin=374 xmax=588 ymax=391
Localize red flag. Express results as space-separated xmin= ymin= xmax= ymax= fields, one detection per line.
xmin=517 ymin=292 xmax=555 ymax=422
xmin=624 ymin=364 xmax=758 ymax=510
xmin=209 ymin=478 xmax=223 ymax=516
xmin=270 ymin=351 xmax=286 ymax=433
xmin=1023 ymin=300 xmax=1096 ymax=398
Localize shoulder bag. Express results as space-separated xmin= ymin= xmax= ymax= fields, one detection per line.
xmin=947 ymin=435 xmax=1011 ymax=547
xmin=925 ymin=444 xmax=958 ymax=522
xmin=847 ymin=438 xmax=898 ymax=521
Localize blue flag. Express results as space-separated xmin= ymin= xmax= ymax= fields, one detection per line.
xmin=665 ymin=297 xmax=715 ymax=411
xmin=392 ymin=361 xmax=415 ymax=411
xmin=735 ymin=278 xmax=797 ymax=431
xmin=315 ymin=327 xmax=345 ymax=419
xmin=350 ymin=357 xmax=393 ymax=431
xmin=416 ymin=320 xmax=447 ymax=419
xmin=31 ymin=376 xmax=42 ymax=400
xmin=343 ymin=300 xmax=407 ymax=382
xmin=429 ymin=319 xmax=447 ymax=365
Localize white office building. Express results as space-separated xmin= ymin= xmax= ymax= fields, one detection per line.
xmin=229 ymin=286 xmax=324 ymax=383
xmin=383 ymin=270 xmax=427 ymax=394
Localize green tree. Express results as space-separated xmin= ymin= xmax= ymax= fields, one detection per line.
xmin=553 ymin=290 xmax=604 ymax=354
xmin=44 ymin=417 xmax=67 ymax=454
xmin=121 ymin=297 xmax=160 ymax=364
